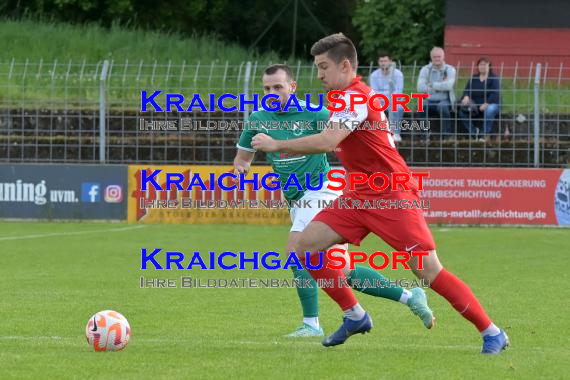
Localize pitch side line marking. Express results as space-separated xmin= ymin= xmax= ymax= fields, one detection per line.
xmin=0 ymin=336 xmax=64 ymax=340
xmin=0 ymin=225 xmax=147 ymax=242
xmin=0 ymin=337 xmax=530 ymax=354
xmin=231 ymin=341 xmax=483 ymax=350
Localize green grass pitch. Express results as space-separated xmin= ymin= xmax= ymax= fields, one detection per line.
xmin=1 ymin=222 xmax=568 ymax=379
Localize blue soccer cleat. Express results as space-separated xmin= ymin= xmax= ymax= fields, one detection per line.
xmin=481 ymin=329 xmax=510 ymax=354
xmin=322 ymin=312 xmax=373 ymax=347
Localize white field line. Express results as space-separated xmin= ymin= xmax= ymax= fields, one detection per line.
xmin=0 ymin=336 xmax=65 ymax=340
xmin=0 ymin=336 xmax=484 ymax=351
xmin=0 ymin=225 xmax=147 ymax=242
xmin=6 ymin=336 xmax=563 ymax=354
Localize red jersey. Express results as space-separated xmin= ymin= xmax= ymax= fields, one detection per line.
xmin=329 ymin=76 xmax=418 ymax=199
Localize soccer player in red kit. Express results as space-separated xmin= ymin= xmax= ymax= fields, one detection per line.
xmin=252 ymin=33 xmax=509 ymax=354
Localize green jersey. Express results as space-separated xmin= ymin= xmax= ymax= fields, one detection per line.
xmin=237 ymin=101 xmax=330 ymax=202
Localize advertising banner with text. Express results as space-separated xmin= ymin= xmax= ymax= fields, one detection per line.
xmin=127 ymin=165 xmax=570 ymax=226
xmin=0 ymin=164 xmax=127 ymax=220
xmin=127 ymin=165 xmax=289 ymax=225
xmin=421 ymin=168 xmax=569 ymax=225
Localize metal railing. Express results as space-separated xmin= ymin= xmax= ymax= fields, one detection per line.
xmin=0 ymin=59 xmax=568 ymax=167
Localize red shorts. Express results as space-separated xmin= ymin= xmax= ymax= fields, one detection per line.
xmin=313 ymin=191 xmax=436 ymax=252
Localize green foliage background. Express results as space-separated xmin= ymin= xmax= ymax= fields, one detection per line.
xmin=1 ymin=0 xmax=446 ymax=63
xmin=353 ymin=0 xmax=446 ymax=64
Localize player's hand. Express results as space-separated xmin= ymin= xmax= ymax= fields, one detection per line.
xmin=479 ymin=103 xmax=488 ymax=112
xmin=252 ymin=134 xmax=279 ymax=152
xmin=461 ymin=96 xmax=470 ymax=106
xmin=232 ymin=162 xmax=249 ymax=185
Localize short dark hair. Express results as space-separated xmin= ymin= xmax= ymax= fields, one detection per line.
xmin=377 ymin=51 xmax=391 ymax=60
xmin=310 ymin=33 xmax=358 ymax=70
xmin=263 ymin=64 xmax=293 ymax=82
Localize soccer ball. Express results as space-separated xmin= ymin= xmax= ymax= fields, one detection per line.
xmin=85 ymin=310 xmax=131 ymax=351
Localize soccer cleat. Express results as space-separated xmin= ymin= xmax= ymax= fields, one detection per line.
xmin=481 ymin=329 xmax=509 ymax=355
xmin=322 ymin=312 xmax=373 ymax=347
xmin=407 ymin=287 xmax=435 ymax=329
xmin=285 ymin=323 xmax=324 ymax=338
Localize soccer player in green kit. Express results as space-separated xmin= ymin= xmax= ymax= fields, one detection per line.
xmin=233 ymin=64 xmax=434 ymax=337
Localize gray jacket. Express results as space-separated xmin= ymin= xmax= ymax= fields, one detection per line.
xmin=369 ymin=63 xmax=404 ymax=98
xmin=417 ymin=62 xmax=456 ymax=104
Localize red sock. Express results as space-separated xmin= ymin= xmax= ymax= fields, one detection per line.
xmin=430 ymin=268 xmax=492 ymax=332
xmin=305 ymin=252 xmax=357 ymax=311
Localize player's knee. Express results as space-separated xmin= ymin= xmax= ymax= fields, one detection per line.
xmin=412 ymin=266 xmax=439 ymax=281
xmin=328 ymin=244 xmax=351 ymax=276
xmin=410 ymin=249 xmax=443 ymax=281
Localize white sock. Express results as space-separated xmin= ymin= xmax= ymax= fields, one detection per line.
xmin=480 ymin=323 xmax=501 ymax=337
xmin=303 ymin=317 xmax=319 ymax=329
xmin=343 ymin=303 xmax=366 ymax=321
xmin=399 ymin=289 xmax=412 ymax=305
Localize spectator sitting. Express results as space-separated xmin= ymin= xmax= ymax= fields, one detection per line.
xmin=369 ymin=51 xmax=404 ymax=142
xmin=417 ymin=47 xmax=456 ymax=141
xmin=458 ymin=57 xmax=500 ymax=142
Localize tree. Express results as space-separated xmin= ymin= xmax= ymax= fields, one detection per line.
xmin=2 ymin=0 xmax=361 ymax=60
xmin=353 ymin=0 xmax=445 ymax=64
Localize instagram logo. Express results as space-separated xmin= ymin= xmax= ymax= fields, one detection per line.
xmin=104 ymin=185 xmax=123 ymax=203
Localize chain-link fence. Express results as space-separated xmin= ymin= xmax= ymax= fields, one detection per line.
xmin=0 ymin=59 xmax=568 ymax=167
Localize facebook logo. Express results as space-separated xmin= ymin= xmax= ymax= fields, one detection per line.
xmin=81 ymin=183 xmax=101 ymax=203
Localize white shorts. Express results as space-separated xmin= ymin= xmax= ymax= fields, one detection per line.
xmin=290 ymin=184 xmax=342 ymax=232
